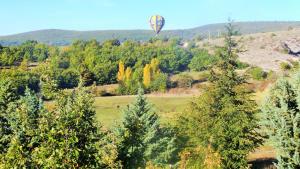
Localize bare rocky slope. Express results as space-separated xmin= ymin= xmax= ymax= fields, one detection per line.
xmin=197 ymin=28 xmax=300 ymax=71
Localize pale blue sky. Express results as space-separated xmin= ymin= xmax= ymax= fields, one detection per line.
xmin=0 ymin=0 xmax=299 ymax=35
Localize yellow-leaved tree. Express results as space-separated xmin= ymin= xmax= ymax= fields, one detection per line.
xmin=125 ymin=67 xmax=132 ymax=82
xmin=117 ymin=61 xmax=125 ymax=82
xmin=150 ymin=58 xmax=160 ymax=76
xmin=143 ymin=64 xmax=151 ymax=87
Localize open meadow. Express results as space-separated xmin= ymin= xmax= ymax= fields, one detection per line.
xmin=94 ymin=95 xmax=192 ymax=127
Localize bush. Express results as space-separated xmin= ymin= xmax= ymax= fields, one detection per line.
xmin=197 ymin=71 xmax=210 ymax=82
xmin=236 ymin=61 xmax=249 ymax=69
xmin=270 ymin=33 xmax=276 ymax=37
xmin=248 ymin=67 xmax=267 ymax=80
xmin=179 ymin=146 xmax=221 ymax=169
xmin=188 ymin=50 xmax=218 ymax=71
xmin=176 ymin=74 xmax=194 ymax=88
xmin=280 ymin=62 xmax=291 ymax=71
xmin=150 ymin=73 xmax=168 ymax=92
xmin=58 ymin=69 xmax=79 ymax=88
xmin=289 ymin=60 xmax=300 ymax=70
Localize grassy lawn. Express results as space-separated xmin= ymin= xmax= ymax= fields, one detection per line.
xmin=95 ymin=94 xmax=277 ymax=161
xmin=94 ymin=95 xmax=192 ymax=127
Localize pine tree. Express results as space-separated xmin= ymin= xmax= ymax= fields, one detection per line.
xmin=1 ymin=88 xmax=43 ymax=168
xmin=40 ymin=73 xmax=58 ymax=100
xmin=0 ymin=79 xmax=17 ymax=155
xmin=115 ymin=88 xmax=178 ymax=168
xmin=262 ymin=74 xmax=300 ymax=169
xmin=179 ymin=22 xmax=262 ymax=169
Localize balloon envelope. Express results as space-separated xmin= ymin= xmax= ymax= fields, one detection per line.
xmin=149 ymin=15 xmax=165 ymax=34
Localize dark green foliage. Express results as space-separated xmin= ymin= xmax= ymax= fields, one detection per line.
xmin=0 ymin=79 xmax=116 ymax=168
xmin=0 ymin=40 xmax=51 ymax=66
xmin=0 ymin=80 xmax=17 ymax=155
xmin=1 ymin=88 xmax=44 ymax=168
xmin=188 ymin=49 xmax=218 ymax=71
xmin=149 ymin=73 xmax=168 ymax=92
xmin=41 ymin=88 xmax=102 ymax=168
xmin=32 ymin=83 xmax=106 ymax=168
xmin=115 ymin=88 xmax=178 ymax=168
xmin=0 ymin=69 xmax=40 ymax=94
xmin=54 ymin=39 xmax=191 ymax=88
xmin=176 ymin=74 xmax=194 ymax=88
xmin=157 ymin=46 xmax=192 ymax=73
xmin=236 ymin=60 xmax=249 ymax=69
xmin=179 ymin=22 xmax=262 ymax=169
xmin=1 ymin=38 xmax=195 ymax=92
xmin=0 ymin=47 xmax=18 ymax=66
xmin=280 ymin=62 xmax=292 ymax=71
xmin=261 ymin=74 xmax=300 ymax=169
xmin=118 ymin=75 xmax=141 ymax=95
xmin=40 ymin=74 xmax=59 ymax=100
xmin=58 ymin=69 xmax=80 ymax=88
xmin=248 ymin=67 xmax=267 ymax=80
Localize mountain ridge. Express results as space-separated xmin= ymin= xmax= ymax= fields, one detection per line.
xmin=1 ymin=21 xmax=300 ymax=46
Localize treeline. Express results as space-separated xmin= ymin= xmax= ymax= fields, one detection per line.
xmin=0 ymin=38 xmax=223 ymax=95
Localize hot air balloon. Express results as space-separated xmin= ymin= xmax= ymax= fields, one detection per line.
xmin=149 ymin=15 xmax=165 ymax=35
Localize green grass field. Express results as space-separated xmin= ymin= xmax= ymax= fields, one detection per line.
xmin=94 ymin=95 xmax=192 ymax=127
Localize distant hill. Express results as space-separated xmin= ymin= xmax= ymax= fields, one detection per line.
xmin=1 ymin=21 xmax=300 ymax=46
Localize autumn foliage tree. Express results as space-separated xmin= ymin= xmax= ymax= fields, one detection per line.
xmin=143 ymin=64 xmax=151 ymax=88
xmin=143 ymin=58 xmax=168 ymax=92
xmin=117 ymin=61 xmax=125 ymax=82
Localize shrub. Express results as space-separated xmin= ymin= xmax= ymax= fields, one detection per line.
xmin=281 ymin=48 xmax=289 ymax=54
xmin=179 ymin=146 xmax=221 ymax=169
xmin=289 ymin=60 xmax=300 ymax=70
xmin=236 ymin=61 xmax=249 ymax=69
xmin=270 ymin=33 xmax=276 ymax=37
xmin=197 ymin=71 xmax=210 ymax=82
xmin=248 ymin=67 xmax=267 ymax=80
xmin=58 ymin=69 xmax=79 ymax=88
xmin=188 ymin=50 xmax=218 ymax=71
xmin=150 ymin=73 xmax=168 ymax=92
xmin=176 ymin=74 xmax=194 ymax=88
xmin=248 ymin=36 xmax=255 ymax=41
xmin=280 ymin=62 xmax=291 ymax=71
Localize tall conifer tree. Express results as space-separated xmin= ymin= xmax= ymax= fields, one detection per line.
xmin=116 ymin=88 xmax=178 ymax=168
xmin=1 ymin=88 xmax=43 ymax=168
xmin=0 ymin=80 xmax=17 ymax=155
xmin=180 ymin=22 xmax=262 ymax=169
xmin=262 ymin=74 xmax=300 ymax=169
xmin=34 ymin=82 xmax=106 ymax=168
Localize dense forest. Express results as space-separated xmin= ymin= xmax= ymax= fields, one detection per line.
xmin=0 ymin=23 xmax=299 ymax=168
xmin=0 ymin=36 xmax=231 ymax=96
